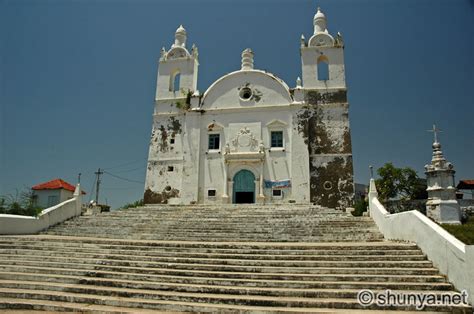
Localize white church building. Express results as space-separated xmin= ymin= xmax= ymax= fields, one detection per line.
xmin=144 ymin=8 xmax=354 ymax=209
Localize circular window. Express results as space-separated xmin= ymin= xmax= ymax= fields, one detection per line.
xmin=323 ymin=181 xmax=333 ymax=190
xmin=239 ymin=87 xmax=253 ymax=101
xmin=164 ymin=185 xmax=172 ymax=192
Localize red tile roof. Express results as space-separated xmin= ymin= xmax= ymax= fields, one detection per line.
xmin=457 ymin=180 xmax=474 ymax=190
xmin=32 ymin=178 xmax=86 ymax=194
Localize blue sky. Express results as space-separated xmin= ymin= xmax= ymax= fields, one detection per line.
xmin=1 ymin=0 xmax=473 ymax=209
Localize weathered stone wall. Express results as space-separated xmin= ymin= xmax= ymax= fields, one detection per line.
xmin=298 ymin=89 xmax=354 ymax=210
xmin=144 ymin=112 xmax=185 ymax=204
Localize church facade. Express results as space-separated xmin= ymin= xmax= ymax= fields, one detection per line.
xmin=144 ymin=8 xmax=354 ymax=209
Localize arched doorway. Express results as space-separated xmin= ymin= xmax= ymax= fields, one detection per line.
xmin=233 ymin=170 xmax=255 ymax=204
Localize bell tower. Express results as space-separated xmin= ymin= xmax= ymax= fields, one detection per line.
xmin=299 ymin=7 xmax=354 ymax=210
xmin=144 ymin=25 xmax=200 ymax=205
xmin=155 ymin=25 xmax=199 ymax=101
xmin=301 ymin=7 xmax=345 ymax=89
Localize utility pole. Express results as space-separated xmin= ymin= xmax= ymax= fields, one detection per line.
xmin=94 ymin=168 xmax=104 ymax=204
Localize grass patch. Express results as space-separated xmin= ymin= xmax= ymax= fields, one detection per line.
xmin=442 ymin=218 xmax=474 ymax=245
xmin=120 ymin=199 xmax=144 ymax=210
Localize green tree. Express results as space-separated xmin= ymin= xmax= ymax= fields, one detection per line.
xmin=0 ymin=188 xmax=43 ymax=216
xmin=375 ymin=163 xmax=427 ymax=201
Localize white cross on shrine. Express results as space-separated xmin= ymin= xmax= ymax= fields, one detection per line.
xmin=427 ymin=124 xmax=442 ymax=143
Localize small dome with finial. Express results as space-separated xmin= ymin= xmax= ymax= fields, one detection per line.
xmin=174 ymin=24 xmax=187 ymax=47
xmin=314 ymin=7 xmax=325 ymax=20
xmin=176 ymin=24 xmax=186 ymax=35
xmin=313 ymin=7 xmax=327 ymax=34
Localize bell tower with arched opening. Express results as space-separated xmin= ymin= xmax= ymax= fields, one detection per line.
xmin=155 ymin=25 xmax=199 ymax=101
xmin=298 ymin=7 xmax=354 ymax=209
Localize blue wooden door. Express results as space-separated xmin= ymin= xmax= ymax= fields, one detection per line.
xmin=233 ymin=170 xmax=255 ymax=203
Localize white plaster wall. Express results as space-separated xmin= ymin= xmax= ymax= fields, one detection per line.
xmin=33 ymin=190 xmax=62 ymax=208
xmin=195 ymin=106 xmax=309 ymax=204
xmin=155 ymin=98 xmax=186 ymax=115
xmin=145 ymin=114 xmax=184 ymax=202
xmin=156 ymin=57 xmax=198 ymax=100
xmin=301 ymin=46 xmax=345 ymax=89
xmin=368 ymin=179 xmax=474 ymax=305
xmin=290 ymin=112 xmax=310 ymax=202
xmin=180 ymin=111 xmax=201 ymax=204
xmin=59 ymin=189 xmax=74 ymax=202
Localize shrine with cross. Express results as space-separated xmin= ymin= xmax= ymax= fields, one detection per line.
xmin=425 ymin=124 xmax=462 ymax=224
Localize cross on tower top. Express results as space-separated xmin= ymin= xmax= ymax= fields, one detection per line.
xmin=427 ymin=124 xmax=442 ymax=143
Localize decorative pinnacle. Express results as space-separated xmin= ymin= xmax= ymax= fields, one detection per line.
xmin=296 ymin=77 xmax=302 ymax=88
xmin=427 ymin=124 xmax=447 ymax=164
xmin=241 ymin=48 xmax=254 ymax=70
xmin=369 ymin=165 xmax=374 ymax=179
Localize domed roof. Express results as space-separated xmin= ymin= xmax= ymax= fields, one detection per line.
xmin=200 ymin=70 xmax=293 ymax=110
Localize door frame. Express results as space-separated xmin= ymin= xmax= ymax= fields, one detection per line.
xmin=232 ymin=169 xmax=256 ymax=204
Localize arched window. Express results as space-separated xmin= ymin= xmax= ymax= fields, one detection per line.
xmin=169 ymin=71 xmax=181 ymax=92
xmin=317 ymin=56 xmax=329 ymax=81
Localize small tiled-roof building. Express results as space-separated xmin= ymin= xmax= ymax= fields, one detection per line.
xmin=457 ymin=180 xmax=474 ymax=199
xmin=32 ymin=179 xmax=84 ymax=208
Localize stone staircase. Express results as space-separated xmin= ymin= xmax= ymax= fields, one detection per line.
xmin=44 ymin=204 xmax=383 ymax=242
xmin=0 ymin=205 xmax=471 ymax=312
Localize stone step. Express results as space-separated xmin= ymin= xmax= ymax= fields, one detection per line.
xmin=44 ymin=229 xmax=382 ymax=237
xmin=0 ymin=236 xmax=409 ymax=250
xmin=0 ymin=287 xmax=469 ymax=312
xmin=0 ymin=278 xmax=454 ymax=299
xmin=0 ymin=258 xmax=436 ymax=277
xmin=41 ymin=234 xmax=385 ymax=242
xmin=0 ymin=255 xmax=434 ymax=273
xmin=0 ymin=297 xmax=164 ymax=313
xmin=0 ymin=246 xmax=426 ymax=257
xmin=0 ymin=262 xmax=442 ymax=279
xmin=69 ymin=217 xmax=360 ymax=222
xmin=52 ymin=222 xmax=377 ymax=227
xmin=0 ymin=267 xmax=446 ymax=284
xmin=55 ymin=222 xmax=371 ymax=228
xmin=46 ymin=224 xmax=381 ymax=230
xmin=0 ymin=249 xmax=428 ymax=262
xmin=0 ymin=237 xmax=393 ymax=247
xmin=0 ymin=244 xmax=425 ymax=257
xmin=1 ymin=297 xmax=454 ymax=314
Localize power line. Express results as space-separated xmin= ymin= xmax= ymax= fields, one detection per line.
xmin=102 ymin=186 xmax=143 ymax=191
xmin=103 ymin=158 xmax=147 ymax=171
xmin=103 ymin=171 xmax=144 ymax=185
xmin=114 ymin=166 xmax=145 ymax=174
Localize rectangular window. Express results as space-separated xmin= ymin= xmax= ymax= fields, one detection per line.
xmin=207 ymin=189 xmax=216 ymax=197
xmin=208 ymin=134 xmax=220 ymax=150
xmin=167 ymin=166 xmax=174 ymax=172
xmin=47 ymin=195 xmax=59 ymax=207
xmin=271 ymin=131 xmax=283 ymax=148
xmin=170 ymin=138 xmax=175 ymax=144
xmin=272 ymin=189 xmax=282 ymax=197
